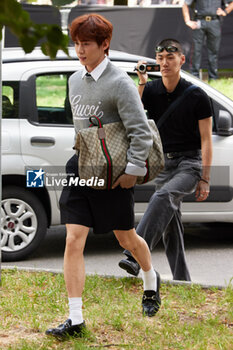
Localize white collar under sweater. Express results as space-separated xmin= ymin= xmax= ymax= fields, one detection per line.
xmin=81 ymin=56 xmax=109 ymax=82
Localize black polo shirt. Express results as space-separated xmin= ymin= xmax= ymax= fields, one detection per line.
xmin=142 ymin=78 xmax=212 ymax=153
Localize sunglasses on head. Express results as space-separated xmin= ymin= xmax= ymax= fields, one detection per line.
xmin=155 ymin=45 xmax=179 ymax=53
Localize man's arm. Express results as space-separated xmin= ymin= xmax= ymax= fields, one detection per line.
xmin=182 ymin=2 xmax=199 ymax=29
xmin=217 ymin=1 xmax=233 ymax=16
xmin=112 ymin=71 xmax=152 ymax=189
xmin=226 ymin=2 xmax=233 ymax=14
xmin=195 ymin=117 xmax=213 ymax=202
xmin=136 ymin=60 xmax=148 ymax=98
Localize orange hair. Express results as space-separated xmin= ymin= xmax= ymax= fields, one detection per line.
xmin=69 ymin=13 xmax=113 ymax=55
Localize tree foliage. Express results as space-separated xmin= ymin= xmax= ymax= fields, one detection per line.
xmin=0 ymin=0 xmax=70 ymax=59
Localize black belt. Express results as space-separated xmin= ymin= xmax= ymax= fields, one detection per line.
xmin=164 ymin=150 xmax=201 ymax=159
xmin=195 ymin=15 xmax=219 ymax=21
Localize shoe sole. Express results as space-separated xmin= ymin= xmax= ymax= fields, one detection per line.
xmin=118 ymin=260 xmax=139 ymax=277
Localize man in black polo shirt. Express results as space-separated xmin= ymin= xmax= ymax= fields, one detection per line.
xmin=119 ymin=38 xmax=213 ymax=281
xmin=182 ymin=0 xmax=233 ymax=80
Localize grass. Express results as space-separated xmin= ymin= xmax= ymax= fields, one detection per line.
xmin=0 ymin=270 xmax=233 ymax=350
xmin=36 ymin=75 xmax=67 ymax=108
xmin=208 ymin=77 xmax=233 ymax=100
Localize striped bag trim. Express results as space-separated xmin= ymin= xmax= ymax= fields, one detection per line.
xmin=89 ymin=116 xmax=113 ymax=190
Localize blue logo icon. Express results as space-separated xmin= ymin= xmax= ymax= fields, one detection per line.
xmin=26 ymin=169 xmax=45 ymax=188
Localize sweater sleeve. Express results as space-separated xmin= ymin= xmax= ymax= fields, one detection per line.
xmin=114 ymin=74 xmax=153 ymax=176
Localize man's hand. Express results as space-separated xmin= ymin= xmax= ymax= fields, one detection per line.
xmin=195 ymin=180 xmax=210 ymax=202
xmin=217 ymin=7 xmax=227 ymax=16
xmin=136 ymin=60 xmax=148 ymax=84
xmin=112 ymin=174 xmax=137 ymax=189
xmin=186 ymin=20 xmax=200 ymax=30
xmin=182 ymin=3 xmax=200 ymax=30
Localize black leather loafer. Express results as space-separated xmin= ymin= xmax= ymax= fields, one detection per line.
xmin=142 ymin=271 xmax=161 ymax=317
xmin=118 ymin=257 xmax=140 ymax=277
xmin=45 ymin=319 xmax=85 ymax=338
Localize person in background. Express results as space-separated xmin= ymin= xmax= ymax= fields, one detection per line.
xmin=182 ymin=0 xmax=233 ymax=80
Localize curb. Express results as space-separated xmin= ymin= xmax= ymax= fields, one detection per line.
xmin=2 ymin=265 xmax=229 ymax=290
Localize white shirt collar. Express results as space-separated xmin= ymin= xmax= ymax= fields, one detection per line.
xmin=82 ymin=56 xmax=109 ymax=81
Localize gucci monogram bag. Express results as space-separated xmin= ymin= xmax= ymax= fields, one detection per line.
xmin=74 ymin=116 xmax=164 ymax=190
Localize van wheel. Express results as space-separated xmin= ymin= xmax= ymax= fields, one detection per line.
xmin=1 ymin=186 xmax=48 ymax=262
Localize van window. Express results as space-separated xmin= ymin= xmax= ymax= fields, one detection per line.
xmin=36 ymin=74 xmax=73 ymax=125
xmin=2 ymin=82 xmax=19 ymax=119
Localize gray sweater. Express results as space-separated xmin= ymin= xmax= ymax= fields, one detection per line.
xmin=69 ymin=60 xmax=152 ymax=175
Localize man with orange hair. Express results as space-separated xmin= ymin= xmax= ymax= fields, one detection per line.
xmin=45 ymin=13 xmax=161 ymax=339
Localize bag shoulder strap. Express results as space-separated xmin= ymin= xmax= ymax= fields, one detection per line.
xmin=156 ymin=85 xmax=198 ymax=129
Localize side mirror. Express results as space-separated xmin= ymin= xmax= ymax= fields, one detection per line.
xmin=217 ymin=110 xmax=233 ymax=136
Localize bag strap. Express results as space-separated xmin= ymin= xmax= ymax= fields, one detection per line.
xmin=89 ymin=115 xmax=113 ymax=190
xmin=156 ymin=85 xmax=198 ymax=129
xmin=89 ymin=115 xmax=103 ymax=128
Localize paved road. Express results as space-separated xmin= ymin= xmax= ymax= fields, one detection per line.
xmin=2 ymin=223 xmax=233 ymax=288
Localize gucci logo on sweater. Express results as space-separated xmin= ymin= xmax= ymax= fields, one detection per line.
xmin=70 ymin=95 xmax=104 ymax=119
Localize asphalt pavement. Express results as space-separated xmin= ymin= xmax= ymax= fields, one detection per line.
xmin=2 ymin=223 xmax=233 ymax=288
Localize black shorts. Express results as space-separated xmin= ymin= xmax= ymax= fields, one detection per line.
xmin=59 ymin=154 xmax=135 ymax=234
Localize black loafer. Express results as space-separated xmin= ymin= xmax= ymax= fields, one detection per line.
xmin=45 ymin=319 xmax=85 ymax=338
xmin=118 ymin=257 xmax=140 ymax=277
xmin=142 ymin=271 xmax=161 ymax=317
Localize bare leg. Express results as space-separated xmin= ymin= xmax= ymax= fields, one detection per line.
xmin=114 ymin=228 xmax=151 ymax=271
xmin=45 ymin=224 xmax=89 ymax=336
xmin=114 ymin=228 xmax=160 ymax=317
xmin=64 ymin=224 xmax=89 ymax=297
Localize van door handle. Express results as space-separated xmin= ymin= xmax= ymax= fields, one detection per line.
xmin=30 ymin=137 xmax=55 ymax=146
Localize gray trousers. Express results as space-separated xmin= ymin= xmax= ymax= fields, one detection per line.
xmin=125 ymin=153 xmax=202 ymax=281
xmin=192 ymin=19 xmax=221 ymax=80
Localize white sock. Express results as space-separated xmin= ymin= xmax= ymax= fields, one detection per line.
xmin=68 ymin=297 xmax=83 ymax=325
xmin=141 ymin=267 xmax=157 ymax=292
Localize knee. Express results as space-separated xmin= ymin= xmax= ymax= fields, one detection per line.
xmin=66 ymin=235 xmax=85 ymax=256
xmin=153 ymin=189 xmax=171 ymax=204
xmin=65 ymin=227 xmax=87 ymax=254
xmin=116 ymin=231 xmax=140 ymax=253
xmin=157 ymin=189 xmax=180 ymax=207
xmin=119 ymin=238 xmax=136 ymax=252
xmin=66 ymin=233 xmax=76 ymax=247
